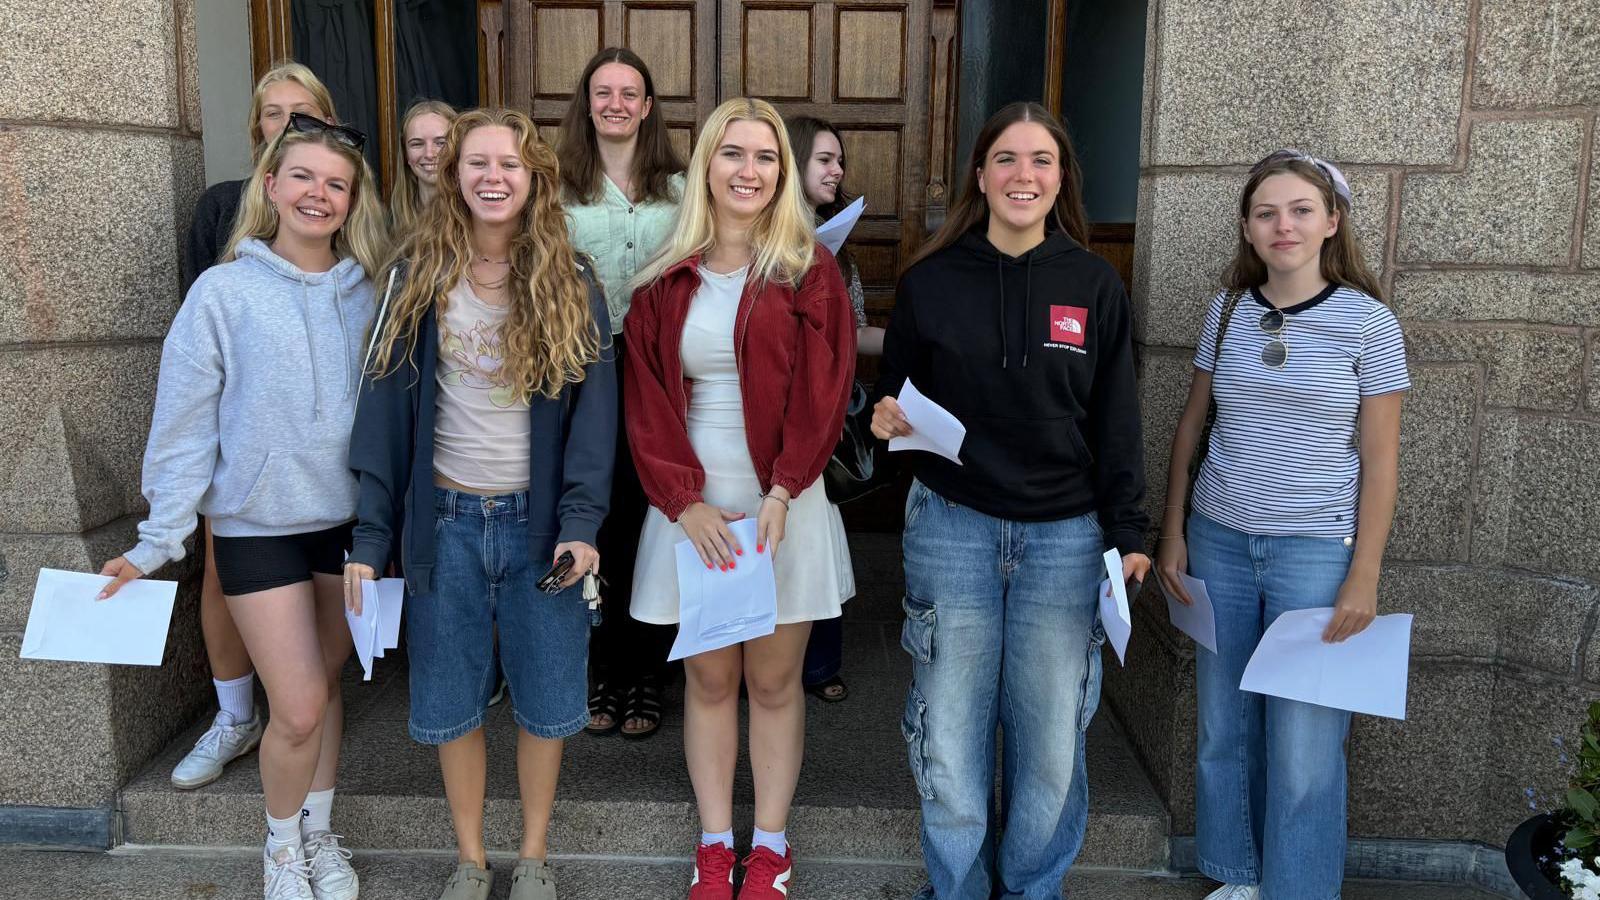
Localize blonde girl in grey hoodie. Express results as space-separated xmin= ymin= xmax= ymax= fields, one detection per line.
xmin=100 ymin=114 xmax=388 ymax=900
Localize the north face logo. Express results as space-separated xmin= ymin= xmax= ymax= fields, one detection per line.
xmin=1050 ymin=305 xmax=1088 ymax=346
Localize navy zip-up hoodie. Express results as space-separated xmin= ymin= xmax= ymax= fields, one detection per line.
xmin=346 ymin=262 xmax=618 ymax=595
xmin=876 ymin=228 xmax=1148 ymax=555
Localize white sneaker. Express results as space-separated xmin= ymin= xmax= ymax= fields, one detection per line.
xmin=263 ymin=844 xmax=315 ymax=900
xmin=171 ymin=710 xmax=263 ymax=789
xmin=1204 ymin=886 xmax=1260 ymax=900
xmin=304 ymin=831 xmax=360 ymax=900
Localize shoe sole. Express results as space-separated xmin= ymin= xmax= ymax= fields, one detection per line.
xmin=170 ymin=729 xmax=263 ymax=790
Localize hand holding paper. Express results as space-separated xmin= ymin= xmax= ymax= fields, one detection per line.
xmin=22 ymin=568 xmax=177 ymax=666
xmin=1161 ymin=571 xmax=1218 ymax=654
xmin=1097 ymin=548 xmax=1132 ymax=666
xmin=669 ymin=518 xmax=778 ymax=661
xmin=888 ymin=380 xmax=965 ymax=464
xmin=346 ymin=577 xmax=405 ymax=680
xmin=1239 ymin=608 xmax=1412 ymax=719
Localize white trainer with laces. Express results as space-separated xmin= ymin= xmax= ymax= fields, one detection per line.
xmin=1203 ymin=886 xmax=1259 ymax=900
xmin=263 ymin=844 xmax=315 ymax=900
xmin=303 ymin=831 xmax=360 ymax=900
xmin=171 ymin=710 xmax=263 ymax=789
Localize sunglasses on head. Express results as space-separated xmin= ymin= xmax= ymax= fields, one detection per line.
xmin=286 ymin=112 xmax=367 ymax=152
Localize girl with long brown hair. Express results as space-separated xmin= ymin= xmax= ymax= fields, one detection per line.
xmin=1154 ymin=150 xmax=1407 ymax=900
xmin=344 ymin=108 xmax=615 ymax=900
xmin=103 ymin=116 xmax=386 ymax=900
xmin=871 ymin=102 xmax=1148 ymax=898
xmin=557 ymin=46 xmax=686 ymax=742
xmin=390 ymin=99 xmax=457 ymax=235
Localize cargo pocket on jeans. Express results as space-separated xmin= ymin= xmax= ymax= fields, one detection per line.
xmin=900 ymin=592 xmax=935 ymax=664
xmin=1077 ymin=619 xmax=1107 ymax=732
xmin=901 ymin=684 xmax=935 ymax=801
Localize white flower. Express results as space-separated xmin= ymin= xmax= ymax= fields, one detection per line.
xmin=1564 ymin=858 xmax=1589 ymax=881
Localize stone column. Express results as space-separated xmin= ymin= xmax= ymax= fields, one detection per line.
xmin=0 ymin=0 xmax=210 ymax=845
xmin=1113 ymin=0 xmax=1600 ymax=849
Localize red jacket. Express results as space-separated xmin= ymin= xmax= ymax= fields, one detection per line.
xmin=624 ymin=244 xmax=856 ymax=521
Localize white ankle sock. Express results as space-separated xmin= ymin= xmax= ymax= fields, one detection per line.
xmin=214 ymin=673 xmax=254 ymax=723
xmin=266 ymin=811 xmax=302 ymax=856
xmin=300 ymin=788 xmax=334 ymax=836
xmin=751 ymin=827 xmax=786 ymax=855
xmin=701 ymin=829 xmax=734 ymax=849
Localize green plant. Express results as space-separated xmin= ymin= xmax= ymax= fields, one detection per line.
xmin=1558 ymin=702 xmax=1600 ymax=852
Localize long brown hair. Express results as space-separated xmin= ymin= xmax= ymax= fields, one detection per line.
xmin=557 ymin=47 xmax=684 ymax=205
xmin=905 ymin=102 xmax=1088 ymax=273
xmin=389 ymin=100 xmax=457 ymax=235
xmin=368 ymin=108 xmax=602 ymax=401
xmin=1224 ymin=154 xmax=1385 ymax=302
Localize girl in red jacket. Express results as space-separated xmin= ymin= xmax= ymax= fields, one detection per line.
xmin=624 ymin=97 xmax=856 ymax=900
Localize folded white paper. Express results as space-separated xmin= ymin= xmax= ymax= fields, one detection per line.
xmin=816 ymin=196 xmax=866 ymax=256
xmin=669 ymin=519 xmax=778 ymax=661
xmin=21 ymin=568 xmax=178 ymax=666
xmin=889 ymin=379 xmax=966 ymax=464
xmin=344 ymin=593 xmax=380 ymax=681
xmin=363 ymin=578 xmax=405 ymax=659
xmin=1239 ymin=608 xmax=1413 ymax=720
xmin=1161 ymin=571 xmax=1218 ymax=654
xmin=1097 ymin=548 xmax=1132 ymax=666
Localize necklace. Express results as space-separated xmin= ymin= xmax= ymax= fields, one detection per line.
xmin=476 ymin=255 xmax=510 ymax=266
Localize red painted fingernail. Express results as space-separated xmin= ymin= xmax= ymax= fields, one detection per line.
xmin=706 ymin=561 xmax=714 ymax=569
xmin=736 ymin=548 xmax=743 ymax=556
xmin=757 ymin=543 xmax=764 ymax=553
xmin=730 ymin=561 xmax=737 ymax=569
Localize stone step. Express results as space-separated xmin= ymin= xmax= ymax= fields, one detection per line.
xmin=0 ymin=848 xmax=1503 ymax=899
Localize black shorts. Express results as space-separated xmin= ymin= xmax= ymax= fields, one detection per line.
xmin=210 ymin=522 xmax=355 ymax=596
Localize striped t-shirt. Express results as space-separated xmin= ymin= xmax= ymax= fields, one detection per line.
xmin=1191 ymin=283 xmax=1409 ymax=537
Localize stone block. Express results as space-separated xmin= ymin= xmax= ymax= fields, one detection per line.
xmin=1393 ymin=272 xmax=1600 ymax=327
xmin=1405 ymin=325 xmax=1583 ymax=411
xmin=1146 ymin=0 xmax=1467 ymax=166
xmin=178 ymin=0 xmax=201 ymax=134
xmin=1382 ymin=564 xmax=1597 ymax=675
xmin=1473 ymin=0 xmax=1600 ymax=108
xmin=1473 ymin=414 xmax=1600 ymax=581
xmin=0 ymin=128 xmax=191 ymax=346
xmin=1483 ymin=674 xmax=1600 ymax=847
xmin=1349 ymin=662 xmax=1495 ymax=840
xmin=1136 ymin=349 xmax=1195 ymax=527
xmin=0 ymin=517 xmax=180 ymax=632
xmin=1388 ymin=365 xmax=1477 ymax=562
xmin=1398 ymin=119 xmax=1583 ymax=266
xmin=1103 ymin=621 xmax=1197 ymax=832
xmin=1590 ymin=338 xmax=1600 ymax=413
xmin=1134 ymin=171 xmax=1388 ymax=348
xmin=1587 ymin=150 xmax=1600 ymax=269
xmin=0 ymin=0 xmax=180 ymax=127
xmin=0 ymin=344 xmax=160 ymax=535
xmin=0 ymin=634 xmax=119 ymax=807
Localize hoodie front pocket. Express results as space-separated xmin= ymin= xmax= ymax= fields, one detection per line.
xmin=230 ymin=449 xmax=354 ymax=527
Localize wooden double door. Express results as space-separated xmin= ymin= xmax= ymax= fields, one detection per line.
xmin=501 ymin=0 xmax=955 ymax=317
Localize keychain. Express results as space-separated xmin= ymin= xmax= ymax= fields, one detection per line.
xmin=582 ymin=571 xmax=602 ymax=610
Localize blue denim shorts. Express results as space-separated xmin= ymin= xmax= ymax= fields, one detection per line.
xmin=406 ymin=487 xmax=591 ymax=744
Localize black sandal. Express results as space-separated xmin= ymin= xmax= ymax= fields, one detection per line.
xmin=585 ymin=680 xmax=622 ymax=735
xmin=805 ymin=675 xmax=850 ymax=703
xmin=619 ymin=677 xmax=663 ymax=740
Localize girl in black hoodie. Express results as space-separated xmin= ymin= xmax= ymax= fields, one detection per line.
xmin=871 ymin=102 xmax=1150 ymax=900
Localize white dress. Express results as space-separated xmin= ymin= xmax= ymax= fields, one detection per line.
xmin=630 ymin=265 xmax=855 ymax=626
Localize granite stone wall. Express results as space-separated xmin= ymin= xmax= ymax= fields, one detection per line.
xmin=1108 ymin=0 xmax=1600 ymax=845
xmin=0 ymin=0 xmax=209 ymax=815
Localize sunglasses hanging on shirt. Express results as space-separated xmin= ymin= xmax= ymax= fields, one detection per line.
xmin=1258 ymin=308 xmax=1289 ymax=369
xmin=286 ymin=112 xmax=367 ymax=152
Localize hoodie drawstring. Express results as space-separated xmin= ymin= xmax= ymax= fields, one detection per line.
xmin=333 ymin=275 xmax=352 ymax=400
xmin=997 ymin=253 xmax=1037 ymax=369
xmin=997 ymin=255 xmax=1008 ymax=369
xmin=297 ymin=275 xmax=324 ymax=422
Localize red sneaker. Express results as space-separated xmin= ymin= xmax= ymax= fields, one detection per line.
xmin=688 ymin=842 xmax=736 ymax=899
xmin=737 ymin=845 xmax=793 ymax=898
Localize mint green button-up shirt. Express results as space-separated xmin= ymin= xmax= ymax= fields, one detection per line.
xmin=565 ymin=172 xmax=685 ymax=334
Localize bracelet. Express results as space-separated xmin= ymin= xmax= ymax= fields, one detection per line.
xmin=761 ymin=492 xmax=790 ymax=510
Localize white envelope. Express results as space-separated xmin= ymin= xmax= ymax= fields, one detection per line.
xmin=668 ymin=519 xmax=778 ymax=661
xmin=344 ymin=595 xmax=380 ymax=681
xmin=20 ymin=568 xmax=178 ymax=666
xmin=816 ymin=196 xmax=866 ymax=255
xmin=888 ymin=379 xmax=966 ymax=465
xmin=1097 ymin=548 xmax=1132 ymax=666
xmin=1161 ymin=571 xmax=1218 ymax=654
xmin=1239 ymin=608 xmax=1413 ymax=720
xmin=362 ymin=578 xmax=405 ymax=658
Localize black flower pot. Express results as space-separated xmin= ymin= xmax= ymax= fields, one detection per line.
xmin=1507 ymin=814 xmax=1572 ymax=899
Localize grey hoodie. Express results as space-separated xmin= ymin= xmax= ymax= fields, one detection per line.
xmin=125 ymin=238 xmax=376 ymax=575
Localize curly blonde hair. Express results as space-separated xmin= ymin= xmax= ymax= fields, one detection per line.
xmin=368 ymin=108 xmax=602 ymax=401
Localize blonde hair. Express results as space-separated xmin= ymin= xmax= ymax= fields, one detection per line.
xmin=221 ymin=127 xmax=390 ymax=278
xmin=367 ymin=108 xmax=602 ymax=402
xmin=631 ymin=98 xmax=814 ymax=289
xmin=390 ymin=100 xmax=458 ymax=235
xmin=247 ymin=62 xmax=336 ymax=159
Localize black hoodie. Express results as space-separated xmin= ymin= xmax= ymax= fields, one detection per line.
xmin=875 ymin=228 xmax=1147 ymax=555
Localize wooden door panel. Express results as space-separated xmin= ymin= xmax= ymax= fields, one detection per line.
xmin=532 ymin=5 xmax=605 ymax=99
xmin=624 ymin=7 xmax=696 ymax=100
xmin=739 ymin=7 xmax=814 ymax=100
xmin=834 ymin=6 xmax=905 ymax=101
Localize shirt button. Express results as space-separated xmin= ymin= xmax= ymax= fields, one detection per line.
xmin=628 ymin=207 xmax=634 ymax=214
xmin=626 ymin=241 xmax=633 ymax=249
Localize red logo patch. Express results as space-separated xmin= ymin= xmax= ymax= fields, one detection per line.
xmin=1049 ymin=305 xmax=1088 ymax=346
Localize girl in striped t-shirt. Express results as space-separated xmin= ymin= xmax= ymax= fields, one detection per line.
xmin=1155 ymin=150 xmax=1409 ymax=900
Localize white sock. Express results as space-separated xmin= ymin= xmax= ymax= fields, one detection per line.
xmin=214 ymin=673 xmax=255 ymax=723
xmin=751 ymin=827 xmax=786 ymax=855
xmin=300 ymin=788 xmax=335 ymax=836
xmin=701 ymin=829 xmax=734 ymax=849
xmin=266 ymin=811 xmax=302 ymax=856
